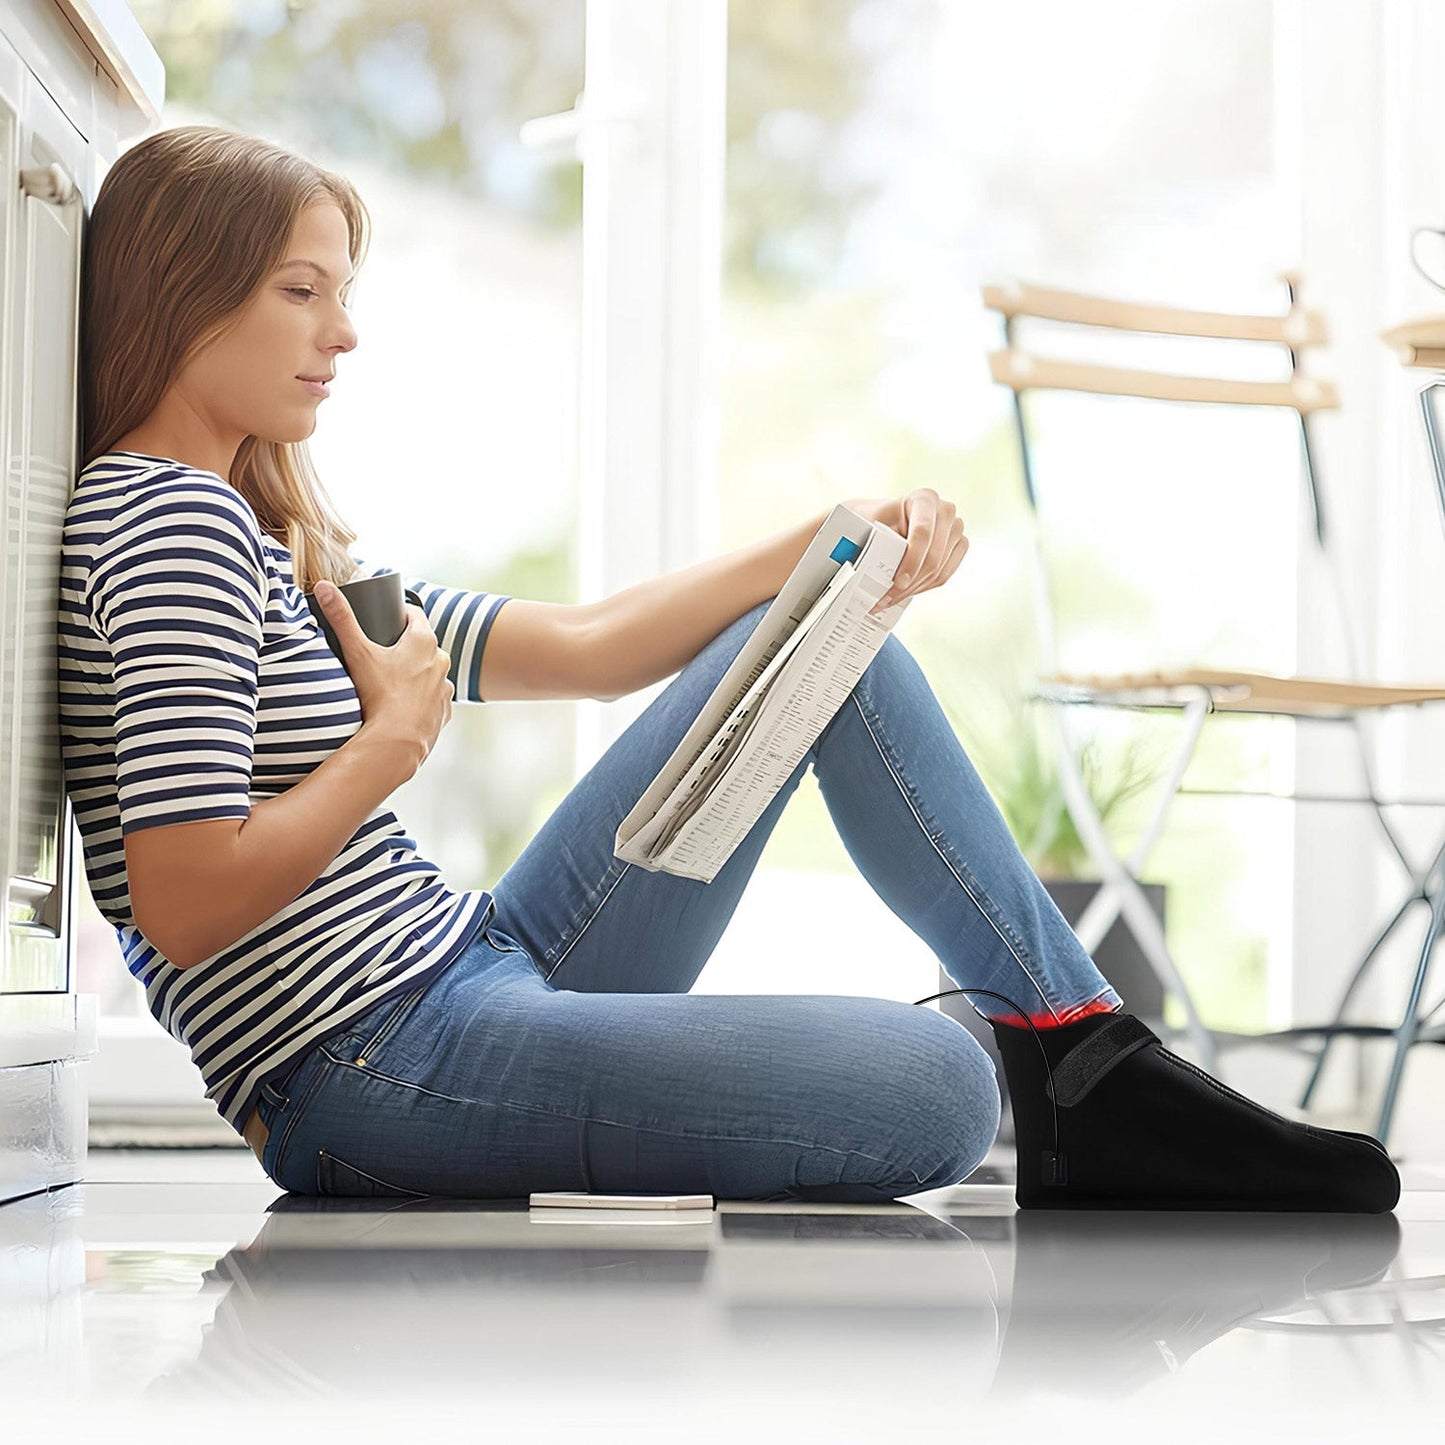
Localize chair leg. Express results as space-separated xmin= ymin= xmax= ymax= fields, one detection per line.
xmin=1071 ymin=692 xmax=1211 ymax=950
xmin=1374 ymin=872 xmax=1445 ymax=1146
xmin=1298 ymin=888 xmax=1426 ymax=1109
xmin=1043 ymin=691 xmax=1220 ymax=1072
xmin=1295 ymin=691 xmax=1445 ymax=1133
xmin=1418 ymin=380 xmax=1445 ymax=543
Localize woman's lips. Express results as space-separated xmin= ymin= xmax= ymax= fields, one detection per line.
xmin=298 ymin=377 xmax=330 ymax=397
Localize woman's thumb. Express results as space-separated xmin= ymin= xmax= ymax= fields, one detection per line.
xmin=315 ymin=580 xmax=347 ymax=622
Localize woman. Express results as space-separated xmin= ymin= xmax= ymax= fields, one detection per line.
xmin=61 ymin=123 xmax=1398 ymax=1210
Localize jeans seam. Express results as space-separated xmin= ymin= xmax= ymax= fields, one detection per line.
xmin=320 ymin=1047 xmax=924 ymax=1180
xmin=542 ymin=862 xmax=633 ymax=983
xmin=1067 ymin=984 xmax=1124 ymax=1019
xmin=847 ymin=688 xmax=1064 ymax=1022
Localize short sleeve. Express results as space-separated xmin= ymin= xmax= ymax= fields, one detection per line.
xmin=91 ymin=478 xmax=268 ymax=836
xmin=351 ymin=555 xmax=512 ymax=704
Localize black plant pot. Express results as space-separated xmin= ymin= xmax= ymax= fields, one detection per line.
xmin=936 ymin=878 xmax=1168 ymax=1144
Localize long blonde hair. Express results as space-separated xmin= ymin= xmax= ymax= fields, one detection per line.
xmin=81 ymin=123 xmax=370 ymax=591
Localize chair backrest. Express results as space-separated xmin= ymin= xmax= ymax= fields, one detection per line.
xmin=981 ymin=273 xmax=1362 ymax=682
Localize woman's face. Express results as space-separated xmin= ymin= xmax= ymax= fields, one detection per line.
xmin=181 ymin=200 xmax=359 ymax=449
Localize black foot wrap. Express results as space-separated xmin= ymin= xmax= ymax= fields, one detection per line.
xmin=987 ymin=1009 xmax=1401 ymax=1213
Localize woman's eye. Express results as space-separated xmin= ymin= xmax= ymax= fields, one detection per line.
xmin=285 ymin=286 xmax=351 ymax=309
xmin=284 ymin=286 xmax=352 ymax=311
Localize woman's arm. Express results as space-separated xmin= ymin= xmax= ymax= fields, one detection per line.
xmin=354 ymin=491 xmax=935 ymax=705
xmin=349 ymin=558 xmax=514 ymax=702
xmin=569 ymin=485 xmax=965 ymax=699
xmin=579 ymin=506 xmax=832 ymax=702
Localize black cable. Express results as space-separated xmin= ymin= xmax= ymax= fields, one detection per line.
xmin=910 ymin=985 xmax=1061 ymax=1181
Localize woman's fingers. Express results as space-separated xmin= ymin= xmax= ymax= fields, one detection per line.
xmin=891 ymin=492 xmax=935 ymax=595
xmin=867 ymin=489 xmax=969 ymax=611
xmin=878 ymin=523 xmax=971 ymax=606
xmin=939 ymin=529 xmax=969 ymax=586
xmin=895 ymin=498 xmax=967 ymax=601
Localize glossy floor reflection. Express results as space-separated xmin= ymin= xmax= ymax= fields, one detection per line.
xmin=3 ymin=1143 xmax=1443 ymax=1442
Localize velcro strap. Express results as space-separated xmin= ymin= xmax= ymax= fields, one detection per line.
xmin=1046 ymin=1013 xmax=1159 ymax=1107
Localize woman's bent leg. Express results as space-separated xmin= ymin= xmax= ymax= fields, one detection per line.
xmin=489 ymin=599 xmax=1117 ymax=1026
xmin=447 ymin=600 xmax=1125 ymax=1205
xmin=488 ymin=601 xmax=824 ymax=995
xmin=808 ymin=629 xmax=1124 ymax=1028
xmin=265 ymin=933 xmax=1001 ymax=1203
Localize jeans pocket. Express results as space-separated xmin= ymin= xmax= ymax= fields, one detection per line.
xmin=333 ymin=977 xmax=434 ymax=1067
xmin=315 ymin=1146 xmax=432 ymax=1199
xmin=358 ymin=991 xmax=421 ymax=1065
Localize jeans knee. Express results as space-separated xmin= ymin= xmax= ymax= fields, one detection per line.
xmin=914 ymin=1016 xmax=1001 ymax=1189
xmin=736 ymin=599 xmax=773 ymax=638
xmin=858 ymin=628 xmax=912 ymax=688
xmin=789 ymin=1012 xmax=1000 ymax=1203
xmin=689 ymin=600 xmax=774 ymax=680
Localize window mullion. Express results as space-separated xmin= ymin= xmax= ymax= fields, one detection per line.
xmin=576 ymin=0 xmax=727 ymax=765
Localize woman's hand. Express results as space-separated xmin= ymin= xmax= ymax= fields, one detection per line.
xmin=312 ymin=584 xmax=455 ymax=778
xmin=844 ymin=489 xmax=969 ymax=614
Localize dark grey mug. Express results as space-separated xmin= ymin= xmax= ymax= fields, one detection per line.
xmin=305 ymin=568 xmax=425 ymax=678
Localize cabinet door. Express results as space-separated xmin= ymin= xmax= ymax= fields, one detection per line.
xmin=0 ymin=37 xmax=18 ymax=993
xmin=2 ymin=68 xmax=83 ymax=994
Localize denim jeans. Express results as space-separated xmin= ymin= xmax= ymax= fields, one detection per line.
xmin=256 ymin=600 xmax=1123 ymax=1202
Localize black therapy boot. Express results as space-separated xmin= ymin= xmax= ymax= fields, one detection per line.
xmin=986 ymin=1009 xmax=1401 ymax=1213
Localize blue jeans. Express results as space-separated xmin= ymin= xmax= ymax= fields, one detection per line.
xmin=256 ymin=600 xmax=1123 ymax=1202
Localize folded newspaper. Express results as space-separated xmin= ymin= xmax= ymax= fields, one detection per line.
xmin=614 ymin=504 xmax=910 ymax=883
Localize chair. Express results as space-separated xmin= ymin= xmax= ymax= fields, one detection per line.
xmin=982 ymin=274 xmax=1445 ymax=1144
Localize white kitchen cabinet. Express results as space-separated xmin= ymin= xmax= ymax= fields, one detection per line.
xmin=0 ymin=0 xmax=160 ymax=1205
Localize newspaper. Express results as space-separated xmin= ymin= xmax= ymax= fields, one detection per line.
xmin=614 ymin=504 xmax=910 ymax=882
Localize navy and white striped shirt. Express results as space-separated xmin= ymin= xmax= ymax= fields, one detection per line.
xmin=58 ymin=451 xmax=512 ymax=1134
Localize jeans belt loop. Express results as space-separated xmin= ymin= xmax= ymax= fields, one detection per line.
xmin=262 ymin=1058 xmax=302 ymax=1117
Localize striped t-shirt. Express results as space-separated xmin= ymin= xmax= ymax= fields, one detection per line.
xmin=57 ymin=451 xmax=513 ymax=1135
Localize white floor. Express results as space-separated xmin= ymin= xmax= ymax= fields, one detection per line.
xmin=4 ymin=1142 xmax=1443 ymax=1443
